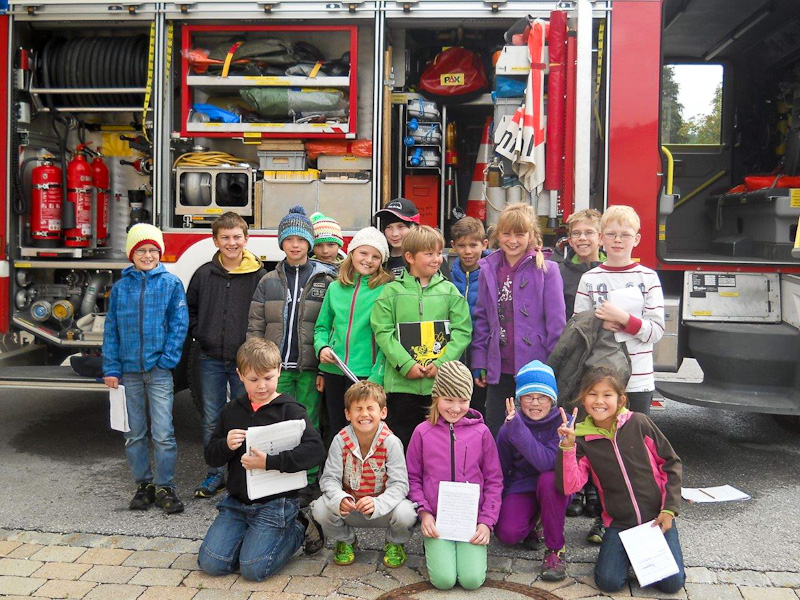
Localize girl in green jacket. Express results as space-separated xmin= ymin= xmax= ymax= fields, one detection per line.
xmin=314 ymin=227 xmax=394 ymax=435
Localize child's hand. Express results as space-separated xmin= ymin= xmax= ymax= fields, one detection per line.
xmin=319 ymin=347 xmax=337 ymax=364
xmin=595 ymin=301 xmax=630 ymax=328
xmin=557 ymin=407 xmax=578 ymax=447
xmin=355 ymin=496 xmax=375 ymax=515
xmin=473 ymin=369 xmax=487 ymax=388
xmin=316 ymin=374 xmax=325 ymax=393
xmin=424 ymin=363 xmax=438 ymax=379
xmin=241 ymin=447 xmax=267 ymax=470
xmin=407 ymin=364 xmax=426 ymax=379
xmin=469 ymin=523 xmax=491 ymax=545
xmin=227 ymin=429 xmax=247 ymax=451
xmin=505 ymin=397 xmax=516 ymax=422
xmin=340 ymin=497 xmax=357 ymax=517
xmin=104 ymin=376 xmax=119 ymax=389
xmin=654 ymin=511 xmax=674 ymax=534
xmin=419 ymin=510 xmax=438 ymax=538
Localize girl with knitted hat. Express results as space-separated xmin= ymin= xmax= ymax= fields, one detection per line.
xmin=314 ymin=226 xmax=394 ymax=434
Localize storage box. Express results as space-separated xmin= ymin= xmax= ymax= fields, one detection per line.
xmin=317 ymin=155 xmax=372 ymax=171
xmin=258 ymin=150 xmax=307 ymax=171
xmin=261 ymin=170 xmax=319 ymax=229
xmin=318 ymin=172 xmax=372 ymax=230
xmin=404 ymin=174 xmax=439 ymax=227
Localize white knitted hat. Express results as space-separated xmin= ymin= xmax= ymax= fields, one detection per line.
xmin=126 ymin=223 xmax=165 ymax=261
xmin=347 ymin=226 xmax=390 ymax=264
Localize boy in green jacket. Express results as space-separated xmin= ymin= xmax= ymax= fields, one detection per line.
xmin=370 ymin=225 xmax=472 ymax=447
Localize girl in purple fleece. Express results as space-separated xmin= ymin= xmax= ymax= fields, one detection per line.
xmin=471 ymin=203 xmax=566 ymax=437
xmin=406 ymin=361 xmax=503 ymax=590
xmin=495 ymin=360 xmax=570 ymax=581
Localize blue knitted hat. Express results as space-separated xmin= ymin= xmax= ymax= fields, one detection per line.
xmin=516 ymin=360 xmax=558 ymax=403
xmin=278 ymin=205 xmax=315 ymax=251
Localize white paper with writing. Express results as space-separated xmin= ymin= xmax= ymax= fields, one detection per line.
xmin=607 ymin=287 xmax=645 ymax=342
xmin=329 ymin=349 xmax=360 ymax=384
xmin=109 ymin=385 xmax=130 ymax=433
xmin=619 ymin=521 xmax=680 ymax=587
xmin=435 ymin=481 xmax=480 ymax=543
xmin=681 ymin=485 xmax=750 ymax=503
xmin=245 ymin=419 xmax=307 ymax=500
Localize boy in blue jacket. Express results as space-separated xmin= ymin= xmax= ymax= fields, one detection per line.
xmin=103 ymin=223 xmax=189 ymax=514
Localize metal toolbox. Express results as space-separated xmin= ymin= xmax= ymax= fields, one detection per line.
xmin=653 ymin=295 xmax=681 ymax=372
xmin=317 ymin=172 xmax=371 ymax=231
xmin=682 ymin=271 xmax=781 ymax=323
xmin=261 ymin=170 xmax=319 ymax=230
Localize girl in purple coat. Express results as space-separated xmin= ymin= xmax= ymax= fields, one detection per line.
xmin=495 ymin=361 xmax=570 ymax=581
xmin=406 ymin=361 xmax=503 ymax=590
xmin=471 ymin=203 xmax=566 ymax=437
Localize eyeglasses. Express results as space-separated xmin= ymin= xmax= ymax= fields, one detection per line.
xmin=134 ymin=248 xmax=160 ymax=257
xmin=601 ymin=232 xmax=636 ymax=241
xmin=519 ymin=395 xmax=552 ymax=406
xmin=569 ymin=230 xmax=598 ymax=239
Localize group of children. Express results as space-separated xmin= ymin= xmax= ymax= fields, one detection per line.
xmin=102 ymin=198 xmax=683 ymax=593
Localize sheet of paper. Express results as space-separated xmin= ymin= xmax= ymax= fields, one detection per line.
xmin=109 ymin=385 xmax=130 ymax=433
xmin=681 ymin=485 xmax=750 ymax=503
xmin=435 ymin=481 xmax=480 ymax=543
xmin=619 ymin=521 xmax=680 ymax=588
xmin=245 ymin=419 xmax=307 ymax=500
xmin=607 ymin=287 xmax=645 ymax=342
xmin=329 ymin=349 xmax=360 ymax=384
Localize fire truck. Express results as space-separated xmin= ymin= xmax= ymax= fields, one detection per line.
xmin=0 ymin=0 xmax=798 ymax=425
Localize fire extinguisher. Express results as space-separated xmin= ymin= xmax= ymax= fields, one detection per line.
xmin=30 ymin=155 xmax=63 ymax=247
xmin=64 ymin=143 xmax=92 ymax=248
xmin=91 ymin=150 xmax=110 ymax=247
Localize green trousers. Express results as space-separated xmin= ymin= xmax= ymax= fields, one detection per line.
xmin=277 ymin=369 xmax=321 ymax=483
xmin=423 ymin=537 xmax=487 ymax=590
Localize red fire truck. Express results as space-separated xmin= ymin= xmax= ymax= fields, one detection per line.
xmin=0 ymin=0 xmax=798 ymax=425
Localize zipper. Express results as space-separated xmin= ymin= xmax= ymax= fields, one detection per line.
xmin=612 ymin=427 xmax=642 ymax=525
xmin=283 ymin=264 xmax=300 ymax=365
xmin=221 ymin=278 xmax=231 ymax=357
xmin=449 ymin=423 xmax=456 ymax=482
xmin=344 ymin=276 xmax=361 ymax=364
xmin=138 ymin=275 xmax=146 ymax=372
xmin=465 ymin=270 xmax=471 ymax=302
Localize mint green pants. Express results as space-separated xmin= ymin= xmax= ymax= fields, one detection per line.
xmin=423 ymin=537 xmax=487 ymax=590
xmin=277 ymin=369 xmax=321 ymax=483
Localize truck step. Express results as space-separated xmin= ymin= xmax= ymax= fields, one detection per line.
xmin=656 ymin=380 xmax=800 ymax=415
xmin=0 ymin=365 xmax=105 ymax=391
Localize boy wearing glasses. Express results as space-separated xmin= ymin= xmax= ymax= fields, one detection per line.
xmin=574 ymin=205 xmax=665 ymax=416
xmin=103 ymin=223 xmax=189 ymax=514
xmin=560 ymin=209 xmax=605 ymax=319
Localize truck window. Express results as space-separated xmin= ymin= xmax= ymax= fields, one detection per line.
xmin=661 ymin=64 xmax=723 ymax=145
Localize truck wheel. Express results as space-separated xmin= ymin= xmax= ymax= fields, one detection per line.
xmin=773 ymin=414 xmax=800 ymax=433
xmin=188 ymin=341 xmax=204 ymax=417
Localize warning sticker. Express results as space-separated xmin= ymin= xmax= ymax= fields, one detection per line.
xmin=791 ymin=188 xmax=800 ymax=208
xmin=692 ymin=310 xmax=713 ymax=316
xmin=718 ymin=275 xmax=736 ymax=287
xmin=691 ymin=273 xmax=718 ymax=293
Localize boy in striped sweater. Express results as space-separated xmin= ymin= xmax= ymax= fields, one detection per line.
xmin=573 ymin=205 xmax=665 ymax=416
xmin=312 ymin=382 xmax=417 ymax=568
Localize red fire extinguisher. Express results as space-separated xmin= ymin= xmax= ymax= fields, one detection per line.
xmin=91 ymin=150 xmax=110 ymax=247
xmin=64 ymin=144 xmax=92 ymax=248
xmin=30 ymin=156 xmax=63 ymax=247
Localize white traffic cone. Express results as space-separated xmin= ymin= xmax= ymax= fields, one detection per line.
xmin=465 ymin=116 xmax=494 ymax=221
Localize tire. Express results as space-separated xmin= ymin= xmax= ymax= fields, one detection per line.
xmin=773 ymin=414 xmax=800 ymax=434
xmin=187 ymin=340 xmax=204 ymax=417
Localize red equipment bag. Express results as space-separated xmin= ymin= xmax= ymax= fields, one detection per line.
xmin=419 ymin=47 xmax=489 ymax=104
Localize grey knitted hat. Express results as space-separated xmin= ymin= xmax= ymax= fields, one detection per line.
xmin=431 ymin=361 xmax=474 ymax=400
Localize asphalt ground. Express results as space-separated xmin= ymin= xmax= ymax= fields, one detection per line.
xmin=0 ymin=360 xmax=797 ymax=572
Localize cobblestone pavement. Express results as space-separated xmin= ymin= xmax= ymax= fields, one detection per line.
xmin=0 ymin=529 xmax=798 ymax=600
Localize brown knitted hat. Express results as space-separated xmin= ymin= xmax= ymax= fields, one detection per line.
xmin=431 ymin=361 xmax=474 ymax=400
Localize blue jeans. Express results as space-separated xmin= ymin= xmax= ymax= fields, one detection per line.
xmin=198 ymin=494 xmax=304 ymax=581
xmin=595 ymin=522 xmax=685 ymax=593
xmin=200 ymin=353 xmax=246 ymax=475
xmin=123 ymin=368 xmax=177 ymax=489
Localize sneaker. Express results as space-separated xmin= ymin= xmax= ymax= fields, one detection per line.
xmin=585 ymin=486 xmax=602 ymax=517
xmin=586 ymin=517 xmax=605 ymax=544
xmin=522 ymin=519 xmax=544 ymax=551
xmin=154 ymin=487 xmax=185 ymax=514
xmin=299 ymin=482 xmax=322 ymax=509
xmin=297 ymin=509 xmax=325 ymax=555
xmin=566 ymin=491 xmax=584 ymax=517
xmin=383 ymin=542 xmax=407 ymax=568
xmin=194 ymin=473 xmax=225 ymax=498
xmin=541 ymin=547 xmax=567 ymax=581
xmin=334 ymin=540 xmax=356 ymax=566
xmin=129 ymin=482 xmax=155 ymax=510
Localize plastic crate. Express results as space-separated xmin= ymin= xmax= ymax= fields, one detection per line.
xmin=258 ymin=150 xmax=307 ymax=171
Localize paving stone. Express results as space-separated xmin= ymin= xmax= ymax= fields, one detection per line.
xmin=506 ymin=572 xmax=537 ymax=586
xmin=100 ymin=536 xmax=151 ymax=551
xmin=76 ymin=548 xmax=134 ymax=566
xmin=7 ymin=543 xmax=45 ymax=558
xmin=229 ymin=574 xmax=289 ymax=592
xmin=380 ymin=564 xmax=425 ymax=586
xmin=32 ymin=561 xmax=93 ymax=580
xmin=718 ymin=571 xmax=772 ymax=587
xmin=740 ymin=588 xmax=799 ymax=600
xmin=630 ymin=582 xmax=687 ymax=599
xmin=531 ymin=577 xmax=576 ymax=592
xmin=182 ymin=570 xmax=239 ymax=590
xmin=487 ymin=555 xmax=514 ymax=573
xmin=321 ymin=561 xmax=376 ymax=579
xmin=767 ymin=573 xmax=800 ymax=588
xmin=33 ymin=579 xmax=97 ymax=599
xmin=62 ymin=534 xmax=110 ymax=548
xmin=80 ymin=564 xmax=140 ymax=584
xmin=276 ymin=558 xmax=326 ymax=576
xmin=139 ymin=586 xmax=198 ymax=600
xmin=337 ymin=580 xmax=385 ymax=599
xmin=191 ymin=590 xmax=250 ymax=600
xmin=359 ymin=571 xmax=402 ymax=592
xmin=30 ymin=545 xmax=88 ymax=563
xmin=557 ymin=581 xmax=607 ymax=599
xmin=0 ymin=541 xmax=22 ymax=557
xmin=248 ymin=593 xmax=305 ymax=600
xmin=172 ymin=553 xmax=202 ymax=571
xmin=122 ymin=550 xmax=180 ymax=568
xmin=687 ymin=568 xmax=720 ymax=584
xmin=10 ymin=531 xmax=67 ymax=546
xmin=512 ymin=557 xmax=540 ymax=574
xmin=129 ymin=566 xmax=189 ymax=586
xmin=141 ymin=536 xmax=200 ymax=554
xmin=0 ymin=575 xmax=46 ymax=595
xmin=284 ymin=575 xmax=342 ymax=596
xmin=569 ymin=562 xmax=597 ymax=579
xmin=685 ymin=583 xmax=743 ymax=600
xmin=0 ymin=557 xmax=45 ymax=576
xmin=83 ymin=583 xmax=146 ymax=600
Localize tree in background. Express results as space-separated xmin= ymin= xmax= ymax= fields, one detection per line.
xmin=681 ymin=83 xmax=722 ymax=144
xmin=661 ymin=66 xmax=690 ymax=144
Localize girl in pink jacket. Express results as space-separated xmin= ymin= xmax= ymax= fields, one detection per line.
xmin=405 ymin=361 xmax=503 ymax=590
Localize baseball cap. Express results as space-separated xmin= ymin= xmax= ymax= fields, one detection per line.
xmin=374 ymin=197 xmax=421 ymax=230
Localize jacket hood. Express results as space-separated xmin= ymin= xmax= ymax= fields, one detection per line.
xmin=235 ymin=392 xmax=297 ymax=412
xmin=575 ymin=407 xmax=632 ymax=438
xmin=563 ymin=249 xmax=606 ymax=271
xmin=518 ymin=403 xmax=562 ymax=430
xmin=122 ymin=262 xmax=168 ymax=279
xmin=397 ymin=269 xmax=447 ymax=290
xmin=213 ymin=249 xmax=263 ymax=275
xmin=435 ymin=408 xmax=485 ymax=429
